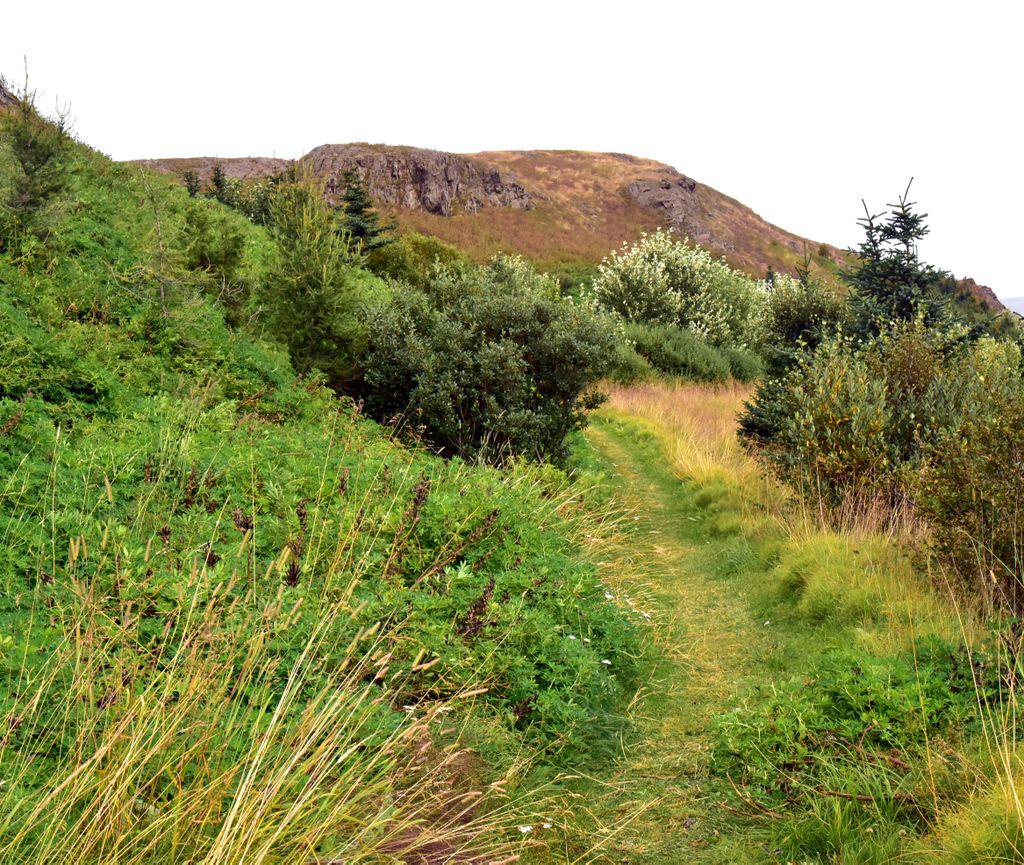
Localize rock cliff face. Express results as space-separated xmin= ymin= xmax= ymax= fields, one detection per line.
xmin=624 ymin=174 xmax=720 ymax=250
xmin=306 ymin=144 xmax=536 ymax=216
xmin=0 ymin=80 xmax=18 ymax=109
xmin=956 ymin=277 xmax=1006 ymax=312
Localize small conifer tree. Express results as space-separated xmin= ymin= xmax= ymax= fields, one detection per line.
xmin=207 ymin=161 xmax=237 ymax=207
xmin=844 ymin=180 xmax=950 ymax=335
xmin=182 ymin=169 xmax=201 ymax=198
xmin=338 ymin=168 xmax=395 ymax=252
xmin=0 ymin=75 xmax=71 ymax=247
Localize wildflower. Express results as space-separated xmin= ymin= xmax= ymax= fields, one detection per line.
xmin=604 ymin=591 xmax=614 ymax=600
xmin=518 ymin=825 xmax=533 ymax=834
xmin=568 ymin=634 xmax=577 ymax=640
xmin=583 ymin=637 xmax=591 ymax=644
xmin=543 ymin=822 xmax=553 ymax=829
xmin=601 ymin=659 xmax=612 ymax=665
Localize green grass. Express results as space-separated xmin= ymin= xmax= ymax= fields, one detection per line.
xmin=0 ymin=133 xmax=644 ymax=862
xmin=548 ymin=386 xmax=1008 ymax=863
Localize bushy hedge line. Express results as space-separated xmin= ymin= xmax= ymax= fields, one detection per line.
xmin=356 ymin=255 xmax=618 ymax=464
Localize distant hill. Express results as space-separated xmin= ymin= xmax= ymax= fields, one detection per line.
xmin=134 ymin=145 xmax=848 ymax=281
xmin=133 ymin=146 xmax=1007 ymax=312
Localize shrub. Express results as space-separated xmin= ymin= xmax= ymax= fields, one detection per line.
xmin=916 ymin=339 xmax=1024 ymax=605
xmin=365 ymin=230 xmax=469 ymax=288
xmin=715 ymin=640 xmax=982 ymax=801
xmin=720 ymin=344 xmax=764 ymax=382
xmin=624 ymin=321 xmax=731 ymax=382
xmin=258 ymin=176 xmax=389 ymax=384
xmin=0 ymin=79 xmax=71 ymax=250
xmin=358 ymin=255 xmax=617 ymax=463
xmin=178 ymin=197 xmax=251 ymax=321
xmin=592 ymin=229 xmax=766 ymax=346
xmin=743 ymin=335 xmax=893 ymax=503
xmin=758 ymin=272 xmax=848 ymax=377
xmin=605 ymin=340 xmax=654 ymax=384
xmin=715 ymin=639 xmax=989 ymax=860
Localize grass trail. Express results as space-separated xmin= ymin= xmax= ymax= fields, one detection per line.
xmin=534 ymin=381 xmax=982 ymax=863
xmin=561 ymin=399 xmax=779 ymax=863
xmin=557 ymin=382 xmax=956 ymax=863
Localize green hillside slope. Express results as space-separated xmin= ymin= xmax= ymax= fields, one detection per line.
xmin=0 ymin=96 xmax=641 ymax=862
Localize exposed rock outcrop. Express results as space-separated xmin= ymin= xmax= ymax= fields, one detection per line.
xmin=0 ymin=79 xmax=18 ymax=109
xmin=624 ymin=173 xmax=714 ymax=247
xmin=956 ymin=277 xmax=1006 ymax=312
xmin=305 ymin=144 xmax=536 ymax=216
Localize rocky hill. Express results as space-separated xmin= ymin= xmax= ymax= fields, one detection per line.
xmin=133 ymin=145 xmax=846 ymax=280
xmin=133 ymin=146 xmax=1005 ymax=311
xmin=0 ymin=79 xmax=18 ymax=108
xmin=954 ymin=277 xmax=1006 ymax=314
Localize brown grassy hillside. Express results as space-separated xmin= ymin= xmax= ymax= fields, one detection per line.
xmin=132 ymin=145 xmax=845 ymax=281
xmin=468 ymin=150 xmax=843 ymax=275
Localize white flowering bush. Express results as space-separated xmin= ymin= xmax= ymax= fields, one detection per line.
xmin=592 ymin=229 xmax=767 ymax=347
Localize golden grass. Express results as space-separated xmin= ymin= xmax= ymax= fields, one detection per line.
xmin=602 ymin=380 xmax=766 ymax=492
xmin=600 ymin=380 xmax=976 ymax=653
xmin=391 ymin=200 xmax=661 ymax=270
xmin=596 ymin=380 xmax=1024 ymax=857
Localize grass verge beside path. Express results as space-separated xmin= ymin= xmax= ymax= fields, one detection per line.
xmin=551 ymin=382 xmax=984 ymax=864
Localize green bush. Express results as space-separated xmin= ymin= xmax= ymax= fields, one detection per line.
xmin=0 ymin=81 xmax=71 ymax=250
xmin=605 ymin=340 xmax=654 ymax=384
xmin=759 ymin=272 xmax=848 ymax=377
xmin=624 ymin=321 xmax=731 ymax=382
xmin=364 ymin=230 xmax=469 ymax=288
xmin=258 ymin=176 xmax=390 ymax=385
xmin=177 ymin=197 xmax=256 ymax=322
xmin=740 ymin=319 xmax=976 ymax=501
xmin=720 ymin=344 xmax=764 ymax=382
xmin=715 ymin=639 xmax=989 ymax=860
xmin=358 ymin=255 xmax=616 ymax=464
xmin=740 ymin=334 xmax=893 ymax=503
xmin=917 ymin=339 xmax=1024 ymax=604
xmin=592 ymin=229 xmax=766 ymax=347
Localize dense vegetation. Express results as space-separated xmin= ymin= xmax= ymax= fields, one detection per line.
xmin=711 ymin=188 xmax=1024 ymax=862
xmin=591 ymin=229 xmax=767 ymax=383
xmin=0 ymin=88 xmax=643 ymax=862
xmin=740 ymin=186 xmax=1024 ymax=607
xmin=5 ymin=78 xmax=1024 ymax=865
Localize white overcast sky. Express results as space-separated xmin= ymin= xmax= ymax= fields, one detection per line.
xmin=3 ymin=0 xmax=1021 ymax=299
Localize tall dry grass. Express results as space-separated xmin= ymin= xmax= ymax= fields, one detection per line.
xmin=602 ymin=381 xmax=765 ymax=492
xmin=603 ymin=380 xmax=1024 ymax=855
xmin=0 ymin=555 xmax=542 ymax=865
xmin=600 ymin=380 xmax=974 ymax=650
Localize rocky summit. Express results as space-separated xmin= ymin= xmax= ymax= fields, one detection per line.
xmin=132 ymin=145 xmax=847 ymax=279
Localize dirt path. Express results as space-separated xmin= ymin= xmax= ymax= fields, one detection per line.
xmin=570 ymin=411 xmax=776 ymax=864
